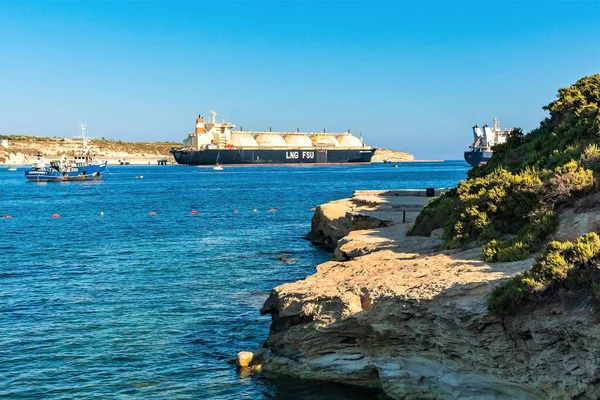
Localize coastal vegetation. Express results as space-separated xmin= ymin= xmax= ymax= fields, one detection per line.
xmin=489 ymin=232 xmax=600 ymax=314
xmin=409 ymin=73 xmax=600 ymax=311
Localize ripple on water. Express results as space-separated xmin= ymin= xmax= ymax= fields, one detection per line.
xmin=0 ymin=163 xmax=468 ymax=398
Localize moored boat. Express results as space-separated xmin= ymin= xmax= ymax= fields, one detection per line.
xmin=170 ymin=110 xmax=376 ymax=166
xmin=464 ymin=117 xmax=512 ymax=167
xmin=24 ymin=124 xmax=107 ymax=182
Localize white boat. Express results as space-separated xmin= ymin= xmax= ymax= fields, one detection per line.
xmin=8 ymin=167 xmax=17 ymax=171
xmin=212 ymin=164 xmax=224 ymax=171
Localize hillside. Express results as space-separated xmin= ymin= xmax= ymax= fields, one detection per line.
xmin=0 ymin=135 xmax=178 ymax=165
xmin=410 ymin=73 xmax=600 ymax=311
xmin=371 ymin=147 xmax=414 ymax=162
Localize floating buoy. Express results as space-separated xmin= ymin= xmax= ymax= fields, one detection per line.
xmin=191 ymin=209 xmax=198 ymax=215
xmin=253 ymin=209 xmax=257 ymax=213
xmin=310 ymin=207 xmax=316 ymax=211
xmin=100 ymin=211 xmax=104 ymax=217
xmin=136 ymin=175 xmax=144 ymax=179
xmin=268 ymin=208 xmax=276 ymax=213
xmin=149 ymin=211 xmax=156 ymax=215
xmin=2 ymin=215 xmax=11 ymax=219
xmin=52 ymin=213 xmax=60 ymax=218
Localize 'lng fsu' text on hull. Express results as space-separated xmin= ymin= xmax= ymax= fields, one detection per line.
xmin=170 ymin=110 xmax=376 ymax=166
xmin=464 ymin=117 xmax=512 ymax=167
xmin=25 ymin=124 xmax=108 ymax=182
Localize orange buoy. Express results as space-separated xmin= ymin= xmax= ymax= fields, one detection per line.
xmin=191 ymin=209 xmax=198 ymax=215
xmin=149 ymin=211 xmax=157 ymax=215
xmin=52 ymin=213 xmax=60 ymax=218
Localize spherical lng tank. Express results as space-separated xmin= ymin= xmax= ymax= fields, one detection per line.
xmin=285 ymin=135 xmax=314 ymax=148
xmin=256 ymin=134 xmax=288 ymax=148
xmin=312 ymin=135 xmax=340 ymax=147
xmin=337 ymin=134 xmax=363 ymax=148
xmin=230 ymin=133 xmax=258 ymax=148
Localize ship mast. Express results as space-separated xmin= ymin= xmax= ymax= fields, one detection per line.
xmin=493 ymin=116 xmax=499 ymax=131
xmin=78 ymin=123 xmax=88 ymax=154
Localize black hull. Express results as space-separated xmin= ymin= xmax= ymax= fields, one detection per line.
xmin=464 ymin=150 xmax=492 ymax=167
xmin=170 ymin=148 xmax=376 ymax=166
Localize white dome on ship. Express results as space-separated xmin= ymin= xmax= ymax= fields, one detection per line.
xmin=285 ymin=135 xmax=313 ymax=147
xmin=231 ymin=134 xmax=258 ymax=147
xmin=256 ymin=134 xmax=287 ymax=147
xmin=313 ymin=135 xmax=340 ymax=147
xmin=337 ymin=134 xmax=363 ymax=148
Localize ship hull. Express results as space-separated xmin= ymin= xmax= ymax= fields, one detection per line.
xmin=170 ymin=148 xmax=376 ymax=166
xmin=25 ymin=163 xmax=107 ymax=182
xmin=464 ymin=150 xmax=492 ymax=167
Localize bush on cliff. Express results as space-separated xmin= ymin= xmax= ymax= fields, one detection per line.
xmin=489 ymin=233 xmax=600 ymax=314
xmin=410 ymin=74 xmax=599 ymax=261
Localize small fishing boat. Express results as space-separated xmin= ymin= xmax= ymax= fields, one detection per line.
xmin=212 ymin=164 xmax=224 ymax=171
xmin=24 ymin=124 xmax=107 ymax=182
xmin=8 ymin=167 xmax=17 ymax=171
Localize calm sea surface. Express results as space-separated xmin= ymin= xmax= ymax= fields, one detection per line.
xmin=0 ymin=161 xmax=469 ymax=399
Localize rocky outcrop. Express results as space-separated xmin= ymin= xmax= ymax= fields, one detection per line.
xmin=371 ymin=148 xmax=415 ymax=163
xmin=258 ymin=192 xmax=600 ymax=399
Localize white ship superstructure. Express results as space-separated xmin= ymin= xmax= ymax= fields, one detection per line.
xmin=182 ymin=110 xmax=369 ymax=151
xmin=464 ymin=117 xmax=513 ymax=167
xmin=470 ymin=117 xmax=511 ymax=152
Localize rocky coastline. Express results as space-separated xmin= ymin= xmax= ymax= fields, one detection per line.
xmin=249 ymin=190 xmax=600 ymax=399
xmin=0 ymin=136 xmax=176 ymax=166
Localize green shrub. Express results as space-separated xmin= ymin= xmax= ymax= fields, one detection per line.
xmin=409 ymin=189 xmax=458 ymax=236
xmin=489 ymin=233 xmax=600 ymax=314
xmin=580 ymin=143 xmax=600 ymax=173
xmin=541 ymin=161 xmax=594 ymax=207
xmin=482 ymin=211 xmax=559 ymax=262
xmin=444 ymin=168 xmax=543 ymax=248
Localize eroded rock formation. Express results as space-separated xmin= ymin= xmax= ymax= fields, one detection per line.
xmin=258 ymin=191 xmax=600 ymax=399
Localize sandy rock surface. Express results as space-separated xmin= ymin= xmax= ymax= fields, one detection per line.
xmin=259 ymin=191 xmax=600 ymax=399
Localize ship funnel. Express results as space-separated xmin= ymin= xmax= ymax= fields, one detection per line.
xmin=195 ymin=115 xmax=205 ymax=134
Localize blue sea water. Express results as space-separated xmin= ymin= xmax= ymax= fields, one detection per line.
xmin=0 ymin=161 xmax=469 ymax=399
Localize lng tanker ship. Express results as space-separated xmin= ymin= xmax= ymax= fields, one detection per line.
xmin=170 ymin=110 xmax=375 ymax=165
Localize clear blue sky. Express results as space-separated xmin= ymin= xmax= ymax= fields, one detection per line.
xmin=0 ymin=1 xmax=598 ymax=159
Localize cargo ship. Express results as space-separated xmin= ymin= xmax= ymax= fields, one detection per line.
xmin=464 ymin=117 xmax=512 ymax=167
xmin=170 ymin=110 xmax=375 ymax=165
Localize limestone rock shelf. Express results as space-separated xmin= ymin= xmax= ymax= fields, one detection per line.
xmin=255 ymin=190 xmax=600 ymax=399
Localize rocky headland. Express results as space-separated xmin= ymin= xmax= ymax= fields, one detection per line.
xmin=255 ymin=190 xmax=600 ymax=399
xmin=244 ymin=74 xmax=600 ymax=399
xmin=371 ymin=148 xmax=415 ymax=163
